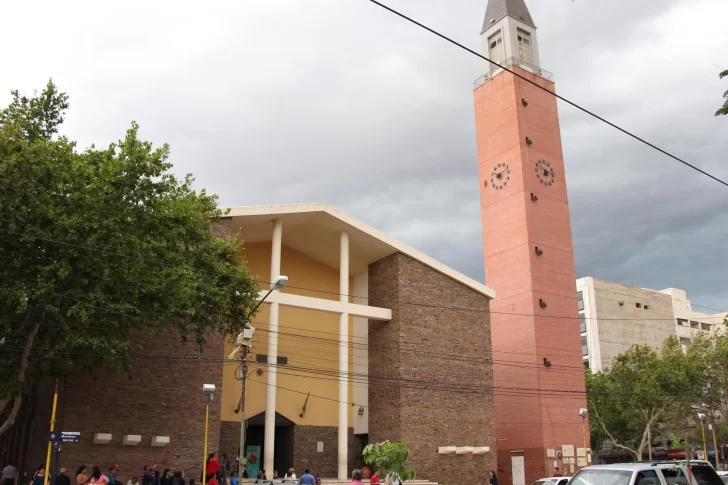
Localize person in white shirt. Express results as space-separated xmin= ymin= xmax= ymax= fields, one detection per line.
xmin=282 ymin=470 xmax=296 ymax=483
xmin=2 ymin=463 xmax=16 ymax=485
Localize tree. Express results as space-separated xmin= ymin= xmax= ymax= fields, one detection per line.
xmin=362 ymin=440 xmax=416 ymax=483
xmin=586 ymin=336 xmax=701 ymax=461
xmin=0 ymin=81 xmax=260 ymax=437
xmin=717 ymin=70 xmax=728 ymax=116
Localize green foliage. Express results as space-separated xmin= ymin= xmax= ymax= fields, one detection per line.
xmin=671 ymin=436 xmax=683 ymax=450
xmin=0 ymin=81 xmax=260 ymax=435
xmin=588 ymin=331 xmax=728 ymax=460
xmin=362 ymin=440 xmax=416 ymax=482
xmin=586 ymin=336 xmax=703 ymax=460
xmin=717 ymin=70 xmax=728 ymax=116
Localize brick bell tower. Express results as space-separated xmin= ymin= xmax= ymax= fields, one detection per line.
xmin=473 ymin=1 xmax=589 ymax=484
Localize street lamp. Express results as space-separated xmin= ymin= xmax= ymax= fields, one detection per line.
xmin=203 ymin=384 xmax=216 ymax=482
xmin=579 ymin=408 xmax=589 ymax=468
xmin=237 ymin=275 xmax=288 ymax=477
xmin=698 ymin=413 xmax=708 ymax=461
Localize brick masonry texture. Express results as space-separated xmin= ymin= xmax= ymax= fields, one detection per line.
xmin=219 ymin=421 xmax=240 ymax=465
xmin=292 ymin=426 xmax=361 ymax=477
xmin=48 ymin=331 xmax=224 ymax=482
xmin=368 ymin=253 xmax=496 ymax=484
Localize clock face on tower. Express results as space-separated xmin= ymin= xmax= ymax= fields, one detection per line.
xmin=489 ymin=162 xmax=510 ymax=190
xmin=535 ymin=159 xmax=555 ymax=186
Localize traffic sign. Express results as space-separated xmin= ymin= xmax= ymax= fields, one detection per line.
xmin=49 ymin=432 xmax=60 ymax=443
xmin=62 ymin=432 xmax=80 ymax=443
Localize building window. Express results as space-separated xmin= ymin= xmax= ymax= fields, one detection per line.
xmin=644 ymin=305 xmax=649 ymax=310
xmin=677 ymin=318 xmax=688 ymax=326
xmin=517 ymin=28 xmax=533 ymax=63
xmin=690 ymin=321 xmax=699 ymax=329
xmin=577 ymin=291 xmax=585 ymax=311
xmin=579 ymin=313 xmax=586 ymax=334
xmin=256 ymin=354 xmax=288 ymax=365
xmin=679 ymin=337 xmax=692 ymax=345
xmin=636 ymin=303 xmax=642 ymax=309
xmin=701 ymin=322 xmax=711 ymax=331
xmin=582 ymin=335 xmax=588 ymax=356
xmin=584 ymin=360 xmax=590 ymax=369
xmin=488 ymin=31 xmax=504 ymax=65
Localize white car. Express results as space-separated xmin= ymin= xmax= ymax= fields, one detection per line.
xmin=531 ymin=477 xmax=571 ymax=485
xmin=570 ymin=461 xmax=720 ymax=485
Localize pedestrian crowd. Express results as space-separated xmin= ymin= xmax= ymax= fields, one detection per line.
xmin=1 ymin=456 xmax=390 ymax=485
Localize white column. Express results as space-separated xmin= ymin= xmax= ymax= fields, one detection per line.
xmin=338 ymin=232 xmax=350 ymax=480
xmin=264 ymin=219 xmax=282 ymax=476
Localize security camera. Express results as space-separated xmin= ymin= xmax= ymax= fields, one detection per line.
xmin=697 ymin=413 xmax=707 ymax=421
xmin=579 ymin=408 xmax=588 ymax=417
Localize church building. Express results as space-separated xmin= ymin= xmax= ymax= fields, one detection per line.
xmin=3 ymin=2 xmax=590 ymax=485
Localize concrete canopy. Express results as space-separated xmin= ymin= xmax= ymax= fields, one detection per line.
xmin=222 ymin=203 xmax=495 ymax=299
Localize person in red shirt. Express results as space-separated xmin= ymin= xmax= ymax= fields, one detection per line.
xmin=553 ymin=467 xmax=563 ymax=477
xmin=207 ymin=477 xmax=218 ymax=485
xmin=370 ymin=472 xmax=380 ymax=485
xmin=206 ymin=454 xmax=221 ymax=482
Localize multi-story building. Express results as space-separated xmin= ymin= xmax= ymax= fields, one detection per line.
xmin=577 ymin=277 xmax=727 ymax=371
xmin=657 ymin=287 xmax=727 ymax=345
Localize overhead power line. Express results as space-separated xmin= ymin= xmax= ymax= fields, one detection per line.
xmin=365 ymin=0 xmax=728 ymax=189
xmin=2 ymin=228 xmax=723 ymax=323
xmin=0 ymin=343 xmax=701 ymax=402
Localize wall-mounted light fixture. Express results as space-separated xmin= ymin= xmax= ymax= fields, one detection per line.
xmin=526 ymin=137 xmax=533 ymax=145
xmin=535 ymin=247 xmax=544 ymax=256
xmin=539 ymin=299 xmax=547 ymax=309
xmin=522 ymin=98 xmax=529 ymax=107
xmin=543 ymin=358 xmax=552 ymax=368
xmin=358 ymin=406 xmax=364 ymax=416
xmin=531 ymin=193 xmax=539 ymax=202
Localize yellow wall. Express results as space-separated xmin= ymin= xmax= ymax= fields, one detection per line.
xmin=221 ymin=242 xmax=356 ymax=428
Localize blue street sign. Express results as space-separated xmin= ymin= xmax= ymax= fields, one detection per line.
xmin=60 ymin=432 xmax=80 ymax=443
xmin=49 ymin=432 xmax=60 ymax=443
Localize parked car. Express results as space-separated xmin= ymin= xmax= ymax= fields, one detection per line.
xmin=530 ymin=477 xmax=571 ymax=485
xmin=569 ymin=461 xmax=721 ymax=485
xmin=715 ymin=471 xmax=728 ymax=485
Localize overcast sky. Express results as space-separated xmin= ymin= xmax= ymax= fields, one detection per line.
xmin=2 ymin=0 xmax=727 ymax=311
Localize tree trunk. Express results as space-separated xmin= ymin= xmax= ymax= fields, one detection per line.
xmin=647 ymin=422 xmax=653 ymax=461
xmin=0 ymin=321 xmax=41 ymax=438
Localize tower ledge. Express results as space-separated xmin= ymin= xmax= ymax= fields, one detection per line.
xmin=473 ymin=56 xmax=553 ymax=90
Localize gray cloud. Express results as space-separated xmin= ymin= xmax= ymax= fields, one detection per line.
xmin=1 ymin=0 xmax=726 ymax=310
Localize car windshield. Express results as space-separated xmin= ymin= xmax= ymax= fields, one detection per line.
xmin=570 ymin=469 xmax=632 ymax=485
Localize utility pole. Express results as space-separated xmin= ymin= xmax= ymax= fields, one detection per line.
xmin=238 ymin=342 xmax=249 ymax=478
xmin=43 ymin=379 xmax=60 ymax=485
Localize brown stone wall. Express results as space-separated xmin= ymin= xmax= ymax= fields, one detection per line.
xmin=219 ymin=421 xmax=240 ymax=464
xmin=368 ymin=253 xmax=496 ymax=484
xmin=51 ymin=332 xmax=224 ymax=482
xmin=292 ymin=426 xmax=360 ymax=478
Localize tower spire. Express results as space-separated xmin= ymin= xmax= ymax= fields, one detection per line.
xmin=482 ymin=0 xmax=536 ymax=33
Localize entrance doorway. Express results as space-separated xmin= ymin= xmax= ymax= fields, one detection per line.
xmin=246 ymin=412 xmax=294 ymax=476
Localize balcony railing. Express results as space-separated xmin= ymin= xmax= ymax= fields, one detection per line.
xmin=473 ymin=56 xmax=554 ymax=90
